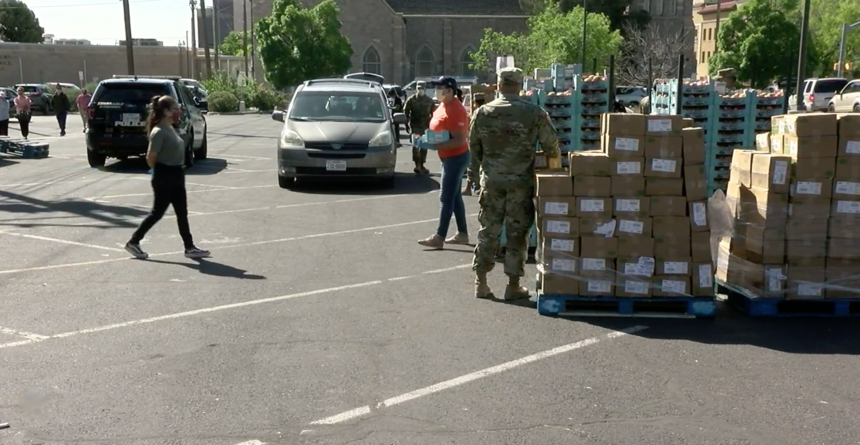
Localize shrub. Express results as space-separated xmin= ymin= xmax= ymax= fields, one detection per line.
xmin=209 ymin=91 xmax=239 ymax=113
xmin=250 ymin=88 xmax=286 ymax=111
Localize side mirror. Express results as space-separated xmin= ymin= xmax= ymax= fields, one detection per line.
xmin=272 ymin=110 xmax=285 ymax=122
xmin=393 ymin=112 xmax=407 ymax=125
xmin=193 ymin=96 xmax=201 ymax=106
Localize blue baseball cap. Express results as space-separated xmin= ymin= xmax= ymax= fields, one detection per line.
xmin=432 ymin=76 xmax=457 ymax=90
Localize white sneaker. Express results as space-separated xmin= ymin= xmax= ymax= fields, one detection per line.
xmin=184 ymin=247 xmax=211 ymax=258
xmin=445 ymin=233 xmax=470 ymax=245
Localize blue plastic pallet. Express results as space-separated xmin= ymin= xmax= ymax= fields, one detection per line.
xmin=537 ymin=294 xmax=716 ymax=318
xmin=719 ymin=282 xmax=860 ymax=317
xmin=0 ymin=138 xmax=49 ymax=159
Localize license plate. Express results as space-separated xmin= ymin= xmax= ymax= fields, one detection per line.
xmin=121 ymin=113 xmax=141 ymax=126
xmin=325 ymin=160 xmax=347 ymax=171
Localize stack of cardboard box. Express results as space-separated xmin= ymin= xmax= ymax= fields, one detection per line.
xmin=718 ymin=113 xmax=860 ymax=298
xmin=535 ymin=113 xmax=715 ymax=298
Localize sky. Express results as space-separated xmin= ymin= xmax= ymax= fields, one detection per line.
xmin=28 ymin=0 xmax=199 ymax=46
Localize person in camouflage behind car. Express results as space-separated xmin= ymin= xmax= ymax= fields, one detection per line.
xmin=468 ymin=67 xmax=560 ymax=301
xmin=403 ymin=81 xmax=435 ymax=174
xmin=462 ymin=92 xmax=486 ymax=196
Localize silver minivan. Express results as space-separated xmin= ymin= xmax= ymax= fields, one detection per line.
xmin=273 ymin=79 xmax=407 ymax=189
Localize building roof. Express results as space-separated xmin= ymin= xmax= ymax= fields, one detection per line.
xmin=697 ymin=0 xmax=741 ymax=15
xmin=383 ymin=0 xmax=527 ymax=16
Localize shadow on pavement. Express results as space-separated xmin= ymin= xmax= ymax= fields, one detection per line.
xmin=0 ymin=157 xmax=19 ymax=168
xmin=0 ymin=189 xmax=146 ymax=228
xmin=146 ymin=258 xmax=266 ymax=279
xmin=294 ymin=172 xmax=440 ymax=196
xmin=98 ymin=157 xmax=228 ymax=176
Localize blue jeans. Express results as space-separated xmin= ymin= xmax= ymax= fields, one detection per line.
xmin=437 ymin=150 xmax=470 ymax=238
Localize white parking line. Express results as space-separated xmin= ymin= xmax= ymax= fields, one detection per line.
xmin=0 ymin=264 xmax=471 ymax=349
xmin=309 ymin=326 xmax=649 ymax=426
xmin=234 ymin=441 xmax=265 ymax=445
xmin=0 ymin=326 xmax=49 ymax=341
xmin=0 ymin=177 xmax=139 ymax=188
xmin=0 ymin=231 xmax=125 ymax=252
xmin=94 ymin=184 xmax=276 ymax=199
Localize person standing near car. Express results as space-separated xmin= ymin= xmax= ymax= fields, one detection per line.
xmin=76 ymin=88 xmax=92 ymax=132
xmin=0 ymin=91 xmax=9 ymax=136
xmin=14 ymin=87 xmax=31 ymax=139
xmin=469 ymin=67 xmax=560 ymax=300
xmin=51 ymin=84 xmax=71 ymax=136
xmin=462 ymin=92 xmax=486 ymax=196
xmin=124 ymin=95 xmax=209 ymax=260
xmin=403 ymin=81 xmax=434 ymax=175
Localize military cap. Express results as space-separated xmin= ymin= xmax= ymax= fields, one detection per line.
xmin=473 ymin=92 xmax=485 ymax=100
xmin=497 ymin=67 xmax=523 ymax=86
xmin=416 ymin=81 xmax=426 ymax=89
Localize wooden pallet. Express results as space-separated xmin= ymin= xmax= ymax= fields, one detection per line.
xmin=0 ymin=138 xmax=49 ymax=159
xmin=719 ymin=281 xmax=860 ymax=317
xmin=537 ymin=293 xmax=716 ymax=318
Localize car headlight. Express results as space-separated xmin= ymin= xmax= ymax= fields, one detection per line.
xmin=368 ymin=131 xmax=393 ymax=148
xmin=280 ymin=128 xmax=303 ymax=148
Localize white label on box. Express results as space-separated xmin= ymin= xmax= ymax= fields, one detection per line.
xmin=624 ymin=280 xmax=649 ymax=294
xmin=773 ymin=161 xmax=788 ymax=185
xmin=651 ymin=158 xmax=677 ymax=173
xmin=795 ymin=181 xmax=822 ymax=195
xmin=544 ymin=201 xmax=569 ymax=215
xmin=648 ymin=119 xmax=672 ymax=132
xmin=623 ymin=262 xmax=640 ymax=275
xmin=788 ymin=140 xmax=799 ymax=155
xmin=551 ymin=258 xmax=576 ymax=273
xmin=663 ymin=261 xmax=689 ymax=275
xmin=581 ymin=199 xmax=605 ymax=212
xmin=616 ymin=161 xmax=641 ymax=174
xmin=797 ymin=283 xmax=823 ymax=297
xmin=588 ymin=280 xmax=612 ymax=293
xmin=771 ymin=138 xmax=781 ymax=151
xmin=618 ymin=219 xmax=644 ymax=234
xmin=616 ymin=199 xmax=641 ymax=212
xmin=836 ymin=200 xmax=860 ymax=214
xmin=846 ymin=140 xmax=860 ymax=154
xmin=594 ymin=220 xmax=616 ymax=237
xmin=549 ymin=238 xmax=575 ymax=252
xmin=546 ymin=220 xmax=571 ymax=233
xmin=698 ymin=264 xmax=714 ymax=288
xmin=636 ymin=256 xmax=656 ymax=277
xmin=835 ymin=181 xmax=860 ymax=196
xmin=582 ymin=258 xmax=606 ymax=271
xmin=614 ymin=137 xmax=639 ymax=152
xmin=692 ymin=202 xmax=707 ymax=227
xmin=768 ymin=278 xmax=782 ymax=292
xmin=661 ymin=279 xmax=686 ymax=294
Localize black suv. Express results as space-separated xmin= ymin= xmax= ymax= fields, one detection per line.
xmin=85 ymin=76 xmax=208 ymax=168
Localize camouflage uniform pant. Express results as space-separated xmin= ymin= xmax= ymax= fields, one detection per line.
xmin=410 ymin=127 xmax=428 ymax=164
xmin=472 ymin=184 xmax=535 ymax=278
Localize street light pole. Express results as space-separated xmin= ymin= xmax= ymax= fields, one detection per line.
xmin=121 ymin=0 xmax=135 ymax=74
xmin=580 ymin=0 xmax=587 ymax=70
xmin=200 ymin=0 xmax=212 ymax=78
xmin=190 ymin=0 xmax=197 ymax=78
xmin=837 ymin=21 xmax=860 ymax=78
xmin=794 ymin=0 xmax=811 ymax=112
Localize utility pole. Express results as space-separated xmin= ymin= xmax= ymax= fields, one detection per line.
xmin=200 ymin=0 xmax=212 ymax=78
xmin=190 ymin=0 xmax=197 ymax=78
xmin=580 ymin=0 xmax=587 ymax=70
xmin=795 ymin=0 xmax=811 ymax=112
xmin=243 ymin=0 xmax=249 ymax=78
xmin=838 ymin=21 xmax=860 ymax=78
xmin=121 ymin=0 xmax=135 ymax=74
xmin=714 ymin=0 xmax=722 ymax=55
xmin=213 ymin=2 xmax=220 ymax=70
xmin=250 ymin=0 xmax=256 ymax=80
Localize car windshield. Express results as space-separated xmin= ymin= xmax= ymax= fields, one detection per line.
xmin=181 ymin=79 xmax=206 ymax=91
xmin=289 ymin=91 xmax=386 ymax=122
xmin=95 ymin=83 xmax=170 ymax=104
xmin=814 ymin=80 xmax=848 ymax=93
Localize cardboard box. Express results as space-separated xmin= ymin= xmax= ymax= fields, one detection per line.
xmin=537 ymin=172 xmax=573 ymax=196
xmin=793 ymin=156 xmax=836 ymax=180
xmin=573 ymin=176 xmax=612 ymax=197
xmin=833 ymin=181 xmax=860 ymax=200
xmin=782 ymin=113 xmax=838 ymax=137
xmin=534 ymin=152 xmax=549 ymax=171
xmin=649 ymin=196 xmax=687 ymax=217
xmin=829 ymin=215 xmax=860 ymax=237
xmin=688 ymin=201 xmax=709 ymax=232
xmin=580 ymin=257 xmax=612 ymax=277
xmin=579 ymin=217 xmax=617 ymax=237
xmin=646 ymin=178 xmax=684 ymax=196
xmin=750 ymin=153 xmax=791 ymax=193
xmin=771 ymin=115 xmax=785 ymax=135
xmin=654 ymin=235 xmax=691 ymax=256
xmin=786 ymin=215 xmax=829 ymax=241
xmin=544 ymin=256 xmax=579 ymax=276
xmin=682 ymin=118 xmax=695 ymax=128
xmin=837 ymin=113 xmax=860 ymax=138
xmin=684 ymin=164 xmax=709 ymax=202
xmin=783 ymin=135 xmax=838 ymax=158
xmin=790 ymin=179 xmax=833 ymax=198
xmin=835 ymin=156 xmax=860 ymax=180
xmin=541 ymin=237 xmax=579 ymax=258
xmin=653 ymin=216 xmax=690 ymax=239
xmin=645 ymin=115 xmax=684 ymax=136
xmin=616 ymin=217 xmax=653 ymax=237
xmin=613 ymin=196 xmax=650 ymax=217
xmin=602 ymin=134 xmax=645 ymax=157
xmin=789 ymin=195 xmax=830 ymax=217
xmin=745 ymin=225 xmax=786 ymax=264
xmin=617 ymin=257 xmax=656 ymax=279
xmin=826 ymin=258 xmax=860 ymax=297
xmin=616 ymin=277 xmax=653 ymax=297
xmin=755 ymin=132 xmax=770 ymax=151
xmin=786 ymin=265 xmax=826 ymax=299
xmin=644 ymin=136 xmax=684 ymax=158
xmin=610 ymin=176 xmax=645 ymax=197
xmin=691 ymin=231 xmax=711 ymax=264
xmin=581 ymin=236 xmax=618 ymax=259
xmin=644 ymin=157 xmax=683 ymax=178
xmin=577 ymin=197 xmax=613 ymax=218
xmin=537 ymin=197 xmax=577 ymax=217
xmin=617 ymin=236 xmax=655 ymax=257
xmin=681 ymin=127 xmax=707 ymax=165
xmin=786 ymin=238 xmax=827 ymax=260
xmin=827 ymin=238 xmax=860 ymax=259
xmin=656 ymin=257 xmax=692 ymax=276
xmin=692 ymin=262 xmax=715 ymax=296
xmin=579 ymin=279 xmax=615 ymax=296
xmin=602 ymin=113 xmax=645 ymax=136
xmin=542 ymin=273 xmax=580 ymax=294
xmin=609 ymin=157 xmax=644 ymax=176
xmin=838 ymin=135 xmax=860 ymax=157
xmin=541 ymin=216 xmax=580 ymax=239
xmin=569 ymin=151 xmax=610 ymax=177
xmin=731 ymin=150 xmax=756 ymax=187
xmin=770 ymin=134 xmax=785 ymax=154
xmin=652 ymin=276 xmax=692 ymax=297
xmin=740 ymin=187 xmax=789 ymax=226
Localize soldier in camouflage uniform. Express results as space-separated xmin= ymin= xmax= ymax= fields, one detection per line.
xmin=403 ymin=81 xmax=435 ymax=174
xmin=462 ymin=92 xmax=486 ymax=196
xmin=468 ymin=67 xmax=560 ymax=300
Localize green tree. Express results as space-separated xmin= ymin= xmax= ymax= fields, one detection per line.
xmin=255 ymin=0 xmax=353 ymax=90
xmin=806 ymin=0 xmax=860 ymax=76
xmin=471 ymin=4 xmax=622 ymax=76
xmin=0 ymin=0 xmax=45 ymax=43
xmin=219 ymin=30 xmax=250 ymax=57
xmin=709 ymin=0 xmax=800 ymax=88
xmin=520 ymin=0 xmax=649 ymax=31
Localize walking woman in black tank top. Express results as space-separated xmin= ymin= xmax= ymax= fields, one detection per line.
xmin=125 ymin=95 xmax=210 ymax=260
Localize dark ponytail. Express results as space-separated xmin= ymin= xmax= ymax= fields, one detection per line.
xmin=147 ymin=95 xmax=176 ymax=136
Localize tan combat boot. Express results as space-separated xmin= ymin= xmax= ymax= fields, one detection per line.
xmin=504 ymin=276 xmax=530 ymax=301
xmin=475 ymin=272 xmax=493 ymax=299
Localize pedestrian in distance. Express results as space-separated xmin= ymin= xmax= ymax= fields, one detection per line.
xmin=462 ymin=92 xmax=487 ymax=196
xmin=388 ymin=89 xmax=403 ymax=145
xmin=76 ymin=88 xmax=92 ymax=132
xmin=0 ymin=91 xmax=9 ymax=136
xmin=124 ymin=95 xmax=210 ymax=260
xmin=51 ymin=84 xmax=71 ymax=136
xmin=413 ymin=76 xmax=472 ymax=249
xmin=14 ymin=87 xmax=31 ymax=140
xmin=403 ymin=81 xmax=434 ymax=175
xmin=469 ymin=67 xmax=561 ymax=301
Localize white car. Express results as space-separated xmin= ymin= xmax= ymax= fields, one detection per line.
xmin=615 ymin=86 xmax=647 ymax=106
xmin=828 ymin=79 xmax=860 ymax=113
xmin=789 ymin=78 xmax=849 ymax=112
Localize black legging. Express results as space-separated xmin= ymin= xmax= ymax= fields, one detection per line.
xmin=17 ymin=113 xmax=30 ymax=138
xmin=130 ymin=163 xmax=195 ymax=249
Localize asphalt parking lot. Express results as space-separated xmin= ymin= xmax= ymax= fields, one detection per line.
xmin=1 ymin=114 xmax=859 ymax=445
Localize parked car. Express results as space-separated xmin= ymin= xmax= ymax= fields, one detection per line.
xmin=789 ymin=78 xmax=849 ymax=111
xmin=827 ymin=79 xmax=860 ymax=113
xmin=85 ymin=75 xmax=207 ymax=168
xmin=271 ymin=78 xmax=407 ymax=189
xmin=13 ymin=83 xmax=55 ymax=114
xmin=383 ymin=84 xmax=406 ymax=103
xmin=344 ymin=72 xmax=384 ymax=84
xmin=179 ymin=78 xmax=208 ymax=111
xmin=615 ymin=86 xmax=647 ymax=106
xmin=1 ymin=87 xmax=16 ymax=118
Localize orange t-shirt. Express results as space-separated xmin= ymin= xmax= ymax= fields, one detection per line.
xmin=428 ymin=99 xmax=470 ymax=159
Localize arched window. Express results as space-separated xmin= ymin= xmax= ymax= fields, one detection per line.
xmin=415 ymin=46 xmax=436 ymax=77
xmin=460 ymin=46 xmax=476 ymax=76
xmin=362 ymin=46 xmax=381 ymax=74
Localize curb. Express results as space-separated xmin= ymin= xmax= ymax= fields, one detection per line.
xmin=207 ymin=110 xmax=270 ymax=116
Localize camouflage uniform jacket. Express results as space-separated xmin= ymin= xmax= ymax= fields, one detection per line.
xmin=403 ymin=94 xmax=434 ymax=134
xmin=468 ymin=94 xmax=560 ymax=188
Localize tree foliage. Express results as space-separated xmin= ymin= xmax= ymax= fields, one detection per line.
xmin=219 ymin=31 xmax=250 ymax=57
xmin=619 ymin=23 xmax=692 ymax=86
xmin=255 ymin=0 xmax=353 ymax=90
xmin=805 ymin=0 xmax=860 ymax=76
xmin=709 ymin=0 xmax=800 ymax=88
xmin=519 ymin=0 xmax=649 ymax=31
xmin=471 ymin=4 xmax=622 ymax=76
xmin=0 ymin=0 xmax=45 ymax=43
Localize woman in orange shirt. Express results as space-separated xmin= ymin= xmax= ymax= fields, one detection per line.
xmin=414 ymin=77 xmax=471 ymax=249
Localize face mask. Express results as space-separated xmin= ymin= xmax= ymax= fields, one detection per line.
xmin=417 ymin=90 xmax=425 ymax=96
xmin=434 ymin=89 xmax=445 ymax=100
